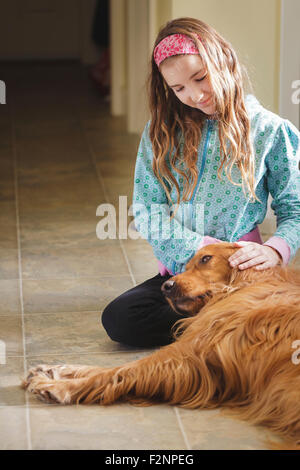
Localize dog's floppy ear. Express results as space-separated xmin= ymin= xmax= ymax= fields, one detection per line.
xmin=225 ymin=243 xmax=241 ymax=258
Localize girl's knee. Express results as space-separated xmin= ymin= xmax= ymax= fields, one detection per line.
xmin=101 ymin=295 xmax=140 ymax=345
xmin=101 ymin=299 xmax=124 ymax=343
xmin=101 ymin=298 xmax=165 ymax=347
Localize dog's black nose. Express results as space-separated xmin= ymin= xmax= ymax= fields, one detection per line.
xmin=161 ymin=280 xmax=176 ymax=295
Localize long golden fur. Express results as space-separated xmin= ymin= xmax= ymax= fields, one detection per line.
xmin=22 ymin=243 xmax=300 ymax=449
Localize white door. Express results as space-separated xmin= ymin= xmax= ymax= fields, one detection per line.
xmin=110 ymin=0 xmax=157 ymax=133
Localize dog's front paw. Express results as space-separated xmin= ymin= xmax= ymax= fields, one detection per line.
xmin=21 ymin=364 xmax=54 ymax=390
xmin=24 ymin=376 xmax=72 ymax=404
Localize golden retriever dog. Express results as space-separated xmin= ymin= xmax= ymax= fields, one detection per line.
xmin=22 ymin=243 xmax=300 ymax=449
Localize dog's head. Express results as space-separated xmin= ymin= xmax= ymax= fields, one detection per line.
xmin=162 ymin=242 xmax=239 ymax=315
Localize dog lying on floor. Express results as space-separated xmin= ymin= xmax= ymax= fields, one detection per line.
xmin=22 ymin=243 xmax=300 ymax=449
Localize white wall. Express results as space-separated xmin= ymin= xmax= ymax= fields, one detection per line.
xmin=279 ymin=0 xmax=300 ymax=129
xmin=126 ymin=0 xmax=151 ymax=133
xmin=170 ymin=0 xmax=281 ymax=114
xmin=111 ymin=0 xmax=153 ymax=134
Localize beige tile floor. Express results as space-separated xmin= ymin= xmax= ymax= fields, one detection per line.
xmin=0 ymin=62 xmax=299 ymax=451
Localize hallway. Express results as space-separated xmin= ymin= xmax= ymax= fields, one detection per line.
xmin=0 ymin=62 xmax=295 ymax=450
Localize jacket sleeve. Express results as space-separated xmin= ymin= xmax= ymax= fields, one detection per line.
xmin=264 ymin=120 xmax=300 ymax=261
xmin=132 ymin=122 xmax=204 ymax=274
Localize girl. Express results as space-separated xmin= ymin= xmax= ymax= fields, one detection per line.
xmin=102 ymin=17 xmax=300 ymax=348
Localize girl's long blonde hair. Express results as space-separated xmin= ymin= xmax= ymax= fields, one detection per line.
xmin=148 ymin=17 xmax=258 ymax=209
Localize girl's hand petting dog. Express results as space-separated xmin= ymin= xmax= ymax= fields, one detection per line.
xmin=228 ymin=241 xmax=282 ymax=271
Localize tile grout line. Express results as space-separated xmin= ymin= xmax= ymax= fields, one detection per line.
xmin=79 ymin=118 xmax=137 ymax=287
xmin=10 ymin=102 xmax=33 ymax=451
xmin=118 ymin=239 xmax=137 ymax=287
xmin=174 ymin=408 xmax=192 ymax=450
xmin=0 ymin=274 xmax=140 ymax=282
xmin=0 ymin=310 xmax=104 ymax=317
xmin=6 ymin=349 xmax=151 ymax=358
xmin=1 ymin=274 xmax=147 ymax=280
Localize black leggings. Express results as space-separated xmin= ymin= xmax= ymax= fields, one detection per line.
xmin=101 ymin=273 xmax=189 ymax=348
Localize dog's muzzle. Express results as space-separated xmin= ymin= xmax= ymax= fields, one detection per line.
xmin=161 ymin=279 xmax=176 ymax=296
xmin=162 ymin=280 xmax=206 ymax=300
xmin=161 ymin=280 xmax=209 ymax=315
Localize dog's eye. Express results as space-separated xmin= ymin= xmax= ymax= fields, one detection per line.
xmin=200 ymin=255 xmax=212 ymax=264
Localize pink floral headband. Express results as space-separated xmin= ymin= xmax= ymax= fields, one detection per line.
xmin=154 ymin=33 xmax=201 ymax=67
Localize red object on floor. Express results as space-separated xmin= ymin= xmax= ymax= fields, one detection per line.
xmin=89 ymin=48 xmax=110 ymax=96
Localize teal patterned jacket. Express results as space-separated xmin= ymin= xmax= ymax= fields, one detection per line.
xmin=132 ymin=94 xmax=300 ymax=274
